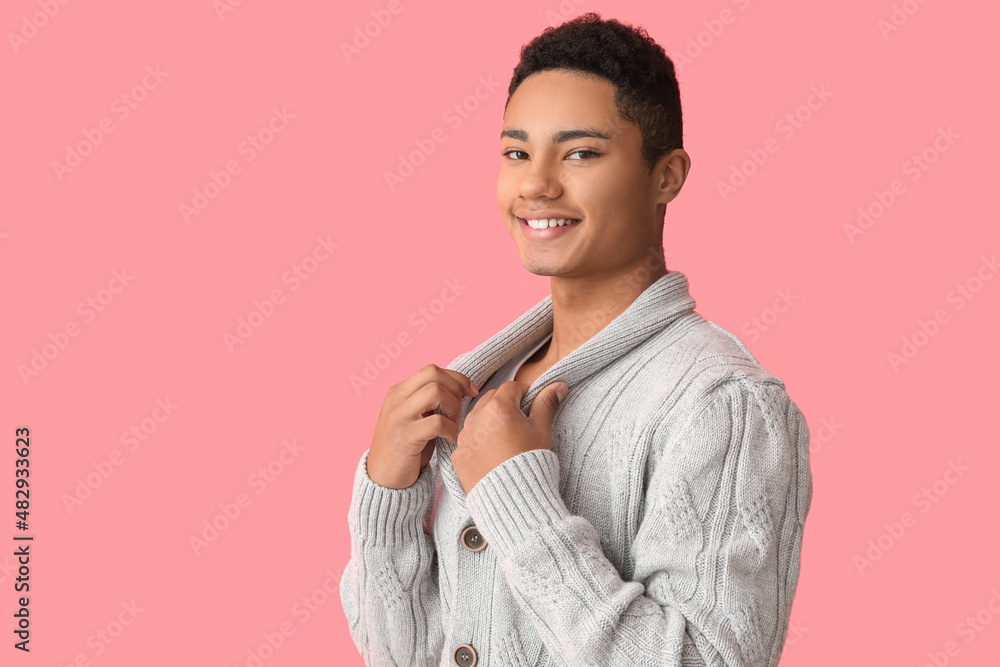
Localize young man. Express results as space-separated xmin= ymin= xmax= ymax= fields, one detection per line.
xmin=340 ymin=12 xmax=812 ymax=667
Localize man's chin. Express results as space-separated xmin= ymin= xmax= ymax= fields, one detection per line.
xmin=521 ymin=260 xmax=564 ymax=277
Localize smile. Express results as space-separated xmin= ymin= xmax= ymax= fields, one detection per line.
xmin=523 ymin=218 xmax=581 ymax=229
xmin=518 ymin=217 xmax=582 ymax=240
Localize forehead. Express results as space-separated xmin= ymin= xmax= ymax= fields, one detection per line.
xmin=502 ymin=69 xmax=633 ymax=140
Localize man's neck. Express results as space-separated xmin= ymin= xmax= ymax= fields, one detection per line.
xmin=540 ymin=263 xmax=669 ymax=366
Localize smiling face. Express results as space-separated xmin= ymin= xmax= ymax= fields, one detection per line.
xmin=497 ymin=68 xmax=688 ymax=282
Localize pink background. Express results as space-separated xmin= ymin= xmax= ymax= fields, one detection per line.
xmin=3 ymin=0 xmax=998 ymax=664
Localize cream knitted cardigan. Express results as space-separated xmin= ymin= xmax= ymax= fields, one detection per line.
xmin=340 ymin=270 xmax=813 ymax=666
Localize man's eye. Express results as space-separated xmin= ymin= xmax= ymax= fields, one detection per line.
xmin=502 ymin=149 xmax=600 ymax=160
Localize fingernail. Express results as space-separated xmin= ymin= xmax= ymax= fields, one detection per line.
xmin=556 ymin=382 xmax=568 ymax=401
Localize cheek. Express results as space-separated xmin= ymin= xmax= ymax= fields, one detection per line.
xmin=578 ymin=176 xmax=622 ymax=220
xmin=578 ymin=160 xmax=631 ymax=205
xmin=603 ymin=172 xmax=647 ymax=218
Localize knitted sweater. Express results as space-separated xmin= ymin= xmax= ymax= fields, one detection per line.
xmin=340 ymin=270 xmax=813 ymax=667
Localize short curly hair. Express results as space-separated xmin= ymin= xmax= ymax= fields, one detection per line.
xmin=505 ymin=12 xmax=683 ymax=174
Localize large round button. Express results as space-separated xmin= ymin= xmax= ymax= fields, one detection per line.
xmin=452 ymin=643 xmax=478 ymax=667
xmin=460 ymin=525 xmax=487 ymax=552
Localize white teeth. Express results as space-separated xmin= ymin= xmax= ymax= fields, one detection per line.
xmin=525 ymin=218 xmax=580 ymax=229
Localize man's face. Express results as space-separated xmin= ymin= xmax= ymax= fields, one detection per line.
xmin=497 ymin=68 xmax=673 ymax=280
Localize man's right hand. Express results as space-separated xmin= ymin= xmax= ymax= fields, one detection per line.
xmin=366 ymin=363 xmax=479 ymax=490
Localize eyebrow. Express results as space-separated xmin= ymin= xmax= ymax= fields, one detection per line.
xmin=500 ymin=126 xmax=612 ymax=143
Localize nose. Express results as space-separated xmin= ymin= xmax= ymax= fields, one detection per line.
xmin=517 ymin=154 xmax=563 ymax=200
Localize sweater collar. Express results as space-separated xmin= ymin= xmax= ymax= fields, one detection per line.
xmin=435 ymin=270 xmax=698 ymax=502
xmin=449 ymin=269 xmax=697 ymax=419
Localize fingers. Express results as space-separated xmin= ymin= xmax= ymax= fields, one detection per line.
xmin=392 ymin=364 xmax=477 ymax=407
xmin=527 ymin=381 xmax=567 ymax=422
xmin=398 ymin=373 xmax=475 ymax=447
xmin=412 ymin=412 xmax=460 ymax=447
xmin=402 ymin=380 xmax=465 ymax=423
xmin=441 ymin=368 xmax=480 ymax=397
xmin=474 ymin=381 xmax=528 ymax=411
xmin=481 ymin=380 xmax=566 ymax=425
xmin=419 ymin=438 xmax=437 ymax=468
xmin=370 ymin=365 xmax=477 ymax=490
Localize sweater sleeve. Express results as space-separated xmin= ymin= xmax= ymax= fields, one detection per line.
xmin=464 ymin=377 xmax=813 ymax=667
xmin=339 ymin=450 xmax=444 ymax=666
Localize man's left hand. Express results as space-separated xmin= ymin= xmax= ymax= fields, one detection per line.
xmin=452 ymin=380 xmax=568 ymax=495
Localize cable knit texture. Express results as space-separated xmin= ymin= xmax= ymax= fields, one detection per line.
xmin=340 ymin=271 xmax=813 ymax=666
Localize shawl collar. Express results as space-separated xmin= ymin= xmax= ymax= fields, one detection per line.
xmin=435 ymin=270 xmax=697 ymax=501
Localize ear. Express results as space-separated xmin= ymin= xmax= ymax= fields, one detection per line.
xmin=652 ymin=148 xmax=691 ymax=206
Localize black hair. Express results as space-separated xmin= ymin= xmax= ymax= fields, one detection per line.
xmin=506 ymin=12 xmax=683 ymax=173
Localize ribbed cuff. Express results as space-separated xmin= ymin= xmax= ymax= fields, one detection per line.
xmin=464 ymin=449 xmax=569 ymax=551
xmin=348 ymin=450 xmax=435 ymax=548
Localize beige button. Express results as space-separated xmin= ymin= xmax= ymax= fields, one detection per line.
xmin=460 ymin=525 xmax=487 ymax=552
xmin=452 ymin=643 xmax=478 ymax=667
